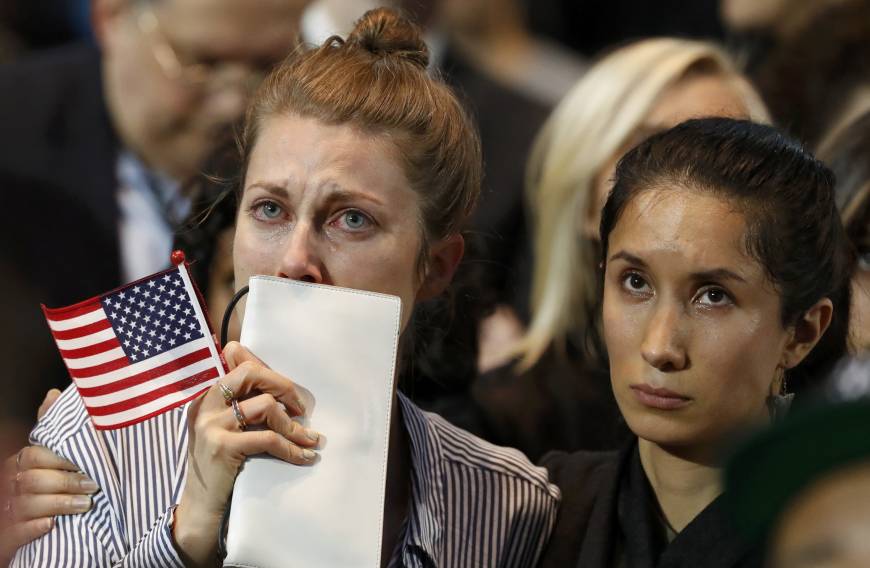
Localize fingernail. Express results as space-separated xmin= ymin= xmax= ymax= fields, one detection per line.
xmin=302 ymin=449 xmax=316 ymax=460
xmin=40 ymin=517 xmax=54 ymax=532
xmin=304 ymin=428 xmax=319 ymax=442
xmin=71 ymin=496 xmax=92 ymax=511
xmin=79 ymin=479 xmax=99 ymax=493
xmin=294 ymin=397 xmax=306 ymax=415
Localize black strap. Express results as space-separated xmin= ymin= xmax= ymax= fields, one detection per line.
xmin=220 ymin=285 xmax=249 ymax=347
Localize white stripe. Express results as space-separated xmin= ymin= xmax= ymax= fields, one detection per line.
xmin=71 ymin=338 xmax=213 ymax=388
xmin=81 ymin=358 xmax=218 ymax=407
xmin=47 ymin=307 xmax=106 ymax=331
xmin=90 ymin=379 xmax=216 ymax=428
xmin=178 ymin=263 xmax=226 ymax=379
xmin=55 ymin=327 xmax=116 ymax=350
xmin=64 ymin=347 xmax=126 ymax=369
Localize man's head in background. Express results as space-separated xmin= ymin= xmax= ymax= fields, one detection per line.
xmin=91 ymin=0 xmax=311 ymax=180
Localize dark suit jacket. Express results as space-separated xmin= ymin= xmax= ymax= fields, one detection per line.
xmin=0 ymin=44 xmax=121 ymax=422
xmin=441 ymin=50 xmax=550 ymax=317
xmin=539 ymin=440 xmax=763 ymax=568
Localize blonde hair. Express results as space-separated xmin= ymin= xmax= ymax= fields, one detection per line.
xmin=514 ymin=38 xmax=770 ymax=370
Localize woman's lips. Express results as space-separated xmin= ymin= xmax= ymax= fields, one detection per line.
xmin=630 ymin=384 xmax=692 ymax=410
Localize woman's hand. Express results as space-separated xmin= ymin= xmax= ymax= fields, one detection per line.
xmin=173 ymin=342 xmax=320 ymax=567
xmin=0 ymin=389 xmax=99 ymax=565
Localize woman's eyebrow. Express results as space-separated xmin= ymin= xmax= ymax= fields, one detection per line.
xmin=690 ymin=268 xmax=747 ymax=284
xmin=609 ymin=250 xmax=648 ymax=267
xmin=318 ymin=183 xmax=386 ymax=207
xmin=244 ymin=182 xmax=290 ymax=197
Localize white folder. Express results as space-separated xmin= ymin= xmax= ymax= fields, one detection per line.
xmin=223 ymin=276 xmax=402 ymax=567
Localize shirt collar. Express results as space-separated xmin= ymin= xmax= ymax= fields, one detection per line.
xmin=117 ymin=150 xmax=188 ymax=226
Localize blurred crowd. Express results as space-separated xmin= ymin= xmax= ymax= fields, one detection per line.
xmin=0 ymin=0 xmax=868 ymax=565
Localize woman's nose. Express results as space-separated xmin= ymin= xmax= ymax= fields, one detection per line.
xmin=641 ymin=301 xmax=688 ymax=372
xmin=277 ymin=224 xmax=324 ymax=284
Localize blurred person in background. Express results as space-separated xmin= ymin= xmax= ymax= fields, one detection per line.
xmin=740 ymin=0 xmax=870 ymax=147
xmin=540 ymin=117 xmax=854 ymax=567
xmin=437 ymin=0 xmax=586 ymax=107
xmin=726 ymin=356 xmax=870 ymax=568
xmin=816 ymin=108 xmax=870 ymax=355
xmin=473 ymin=38 xmax=769 ymax=461
xmin=0 ymin=0 xmax=308 ymax=434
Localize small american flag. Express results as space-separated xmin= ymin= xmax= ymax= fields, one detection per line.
xmin=42 ymin=259 xmax=226 ymax=429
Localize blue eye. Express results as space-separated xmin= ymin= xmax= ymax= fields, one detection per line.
xmin=258 ymin=200 xmax=282 ymax=219
xmin=341 ymin=210 xmax=370 ymax=230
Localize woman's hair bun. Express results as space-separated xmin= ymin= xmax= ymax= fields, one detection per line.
xmin=346 ymin=7 xmax=429 ymax=69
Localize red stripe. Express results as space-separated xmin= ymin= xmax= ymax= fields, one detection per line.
xmin=74 ymin=348 xmax=213 ymax=397
xmin=92 ymin=386 xmax=212 ymax=430
xmin=42 ymin=298 xmax=102 ymax=321
xmin=59 ymin=338 xmax=121 ymax=359
xmin=67 ymin=355 xmax=129 ymax=379
xmin=84 ymin=367 xmax=219 ymax=416
xmin=51 ymin=318 xmax=112 ymax=341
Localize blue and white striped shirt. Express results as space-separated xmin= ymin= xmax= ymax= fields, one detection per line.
xmin=12 ymin=386 xmax=559 ymax=567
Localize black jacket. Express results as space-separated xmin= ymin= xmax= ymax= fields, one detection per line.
xmin=539 ymin=440 xmax=763 ymax=568
xmin=0 ymin=44 xmax=121 ymax=422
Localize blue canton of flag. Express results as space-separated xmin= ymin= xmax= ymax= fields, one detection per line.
xmin=103 ymin=271 xmax=204 ymax=362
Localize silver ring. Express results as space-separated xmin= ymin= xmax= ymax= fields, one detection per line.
xmin=218 ymin=383 xmax=235 ymax=405
xmin=231 ymin=398 xmax=248 ymax=431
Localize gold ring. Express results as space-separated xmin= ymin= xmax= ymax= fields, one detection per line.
xmin=231 ymin=398 xmax=248 ymax=431
xmin=218 ymin=383 xmax=235 ymax=405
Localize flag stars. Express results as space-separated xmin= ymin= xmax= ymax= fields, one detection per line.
xmin=184 ymin=332 xmax=192 ymax=340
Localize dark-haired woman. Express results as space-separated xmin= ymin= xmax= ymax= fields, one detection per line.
xmin=540 ymin=118 xmax=854 ymax=567
xmin=11 ymin=9 xmax=558 ymax=567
